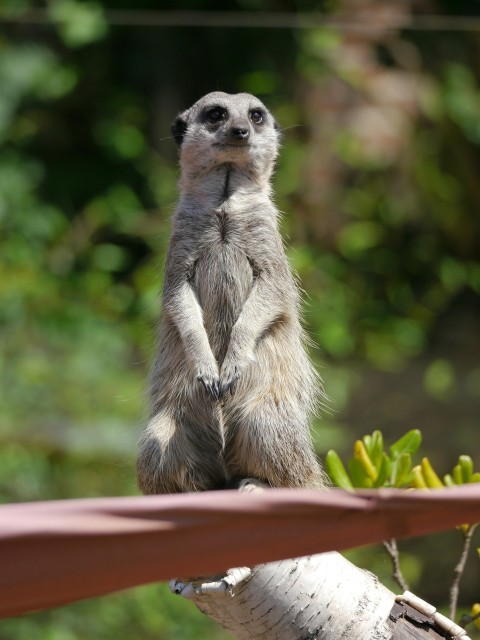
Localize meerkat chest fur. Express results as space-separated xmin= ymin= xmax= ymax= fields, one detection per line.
xmin=171 ymin=92 xmax=282 ymax=363
xmin=179 ymin=177 xmax=277 ymax=363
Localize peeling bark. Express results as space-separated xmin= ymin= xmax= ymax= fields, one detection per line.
xmin=172 ymin=552 xmax=397 ymax=639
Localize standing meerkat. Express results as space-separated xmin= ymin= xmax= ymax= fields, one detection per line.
xmin=137 ymin=91 xmax=326 ymax=494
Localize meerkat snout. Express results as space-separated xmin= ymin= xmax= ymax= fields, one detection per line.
xmin=228 ymin=126 xmax=250 ymax=142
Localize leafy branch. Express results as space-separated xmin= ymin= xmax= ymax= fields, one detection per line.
xmin=326 ymin=430 xmax=480 ymax=623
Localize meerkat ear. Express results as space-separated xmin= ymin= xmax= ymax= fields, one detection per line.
xmin=171 ymin=110 xmax=190 ymax=146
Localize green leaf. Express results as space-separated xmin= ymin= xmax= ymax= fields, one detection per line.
xmin=373 ymin=453 xmax=391 ymax=488
xmin=443 ymin=474 xmax=455 ymax=487
xmin=325 ymin=450 xmax=353 ymax=490
xmin=421 ymin=457 xmax=443 ymax=488
xmin=459 ymin=455 xmax=473 ymax=483
xmin=390 ymin=429 xmax=422 ymax=460
xmin=453 ymin=464 xmax=462 ymax=485
xmin=354 ymin=440 xmax=377 ymax=480
xmin=363 ymin=433 xmax=372 ymax=454
xmin=369 ymin=430 xmax=384 ymax=469
xmin=348 ymin=457 xmax=373 ymax=488
xmin=392 ymin=453 xmax=412 ymax=487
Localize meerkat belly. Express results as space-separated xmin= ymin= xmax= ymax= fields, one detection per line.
xmin=194 ymin=243 xmax=253 ymax=362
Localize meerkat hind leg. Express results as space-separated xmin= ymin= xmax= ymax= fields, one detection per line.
xmin=137 ymin=408 xmax=227 ymax=494
xmin=225 ymin=400 xmax=324 ymax=489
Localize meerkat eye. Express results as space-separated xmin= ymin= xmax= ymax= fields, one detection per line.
xmin=250 ymin=110 xmax=264 ymax=124
xmin=205 ymin=107 xmax=226 ymax=124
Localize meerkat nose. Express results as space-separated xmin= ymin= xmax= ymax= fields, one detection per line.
xmin=229 ymin=127 xmax=250 ymax=142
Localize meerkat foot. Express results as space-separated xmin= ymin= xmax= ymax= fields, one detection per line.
xmin=237 ymin=478 xmax=269 ymax=492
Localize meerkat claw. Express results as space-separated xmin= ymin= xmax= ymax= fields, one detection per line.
xmin=211 ymin=378 xmax=220 ymax=400
xmin=219 ymin=377 xmax=237 ymax=398
xmin=198 ymin=375 xmax=220 ymax=400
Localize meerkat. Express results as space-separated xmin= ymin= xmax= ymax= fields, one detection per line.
xmin=136 ymin=91 xmax=326 ymax=494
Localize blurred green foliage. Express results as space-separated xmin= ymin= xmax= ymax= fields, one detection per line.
xmin=0 ymin=583 xmax=230 ymax=640
xmin=1 ymin=0 xmax=480 ymax=637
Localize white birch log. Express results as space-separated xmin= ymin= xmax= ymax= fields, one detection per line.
xmin=171 ymin=551 xmax=396 ymax=639
xmin=170 ymin=480 xmax=396 ymax=639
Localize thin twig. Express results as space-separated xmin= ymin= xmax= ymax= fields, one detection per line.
xmin=383 ymin=539 xmax=409 ymax=592
xmin=449 ymin=524 xmax=478 ymax=621
xmin=459 ymin=608 xmax=480 ymax=629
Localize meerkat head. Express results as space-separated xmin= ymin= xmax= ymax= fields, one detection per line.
xmin=171 ymin=91 xmax=281 ymax=182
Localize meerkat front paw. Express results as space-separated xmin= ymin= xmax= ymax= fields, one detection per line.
xmin=219 ymin=362 xmax=241 ymax=397
xmin=219 ymin=351 xmax=254 ymax=397
xmin=196 ymin=361 xmax=220 ymax=400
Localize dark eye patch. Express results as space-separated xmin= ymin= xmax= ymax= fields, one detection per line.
xmin=203 ymin=106 xmax=228 ymax=124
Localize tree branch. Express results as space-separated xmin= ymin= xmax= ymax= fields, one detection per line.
xmin=449 ymin=524 xmax=478 ymax=621
xmin=383 ymin=538 xmax=410 ymax=592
